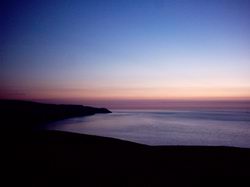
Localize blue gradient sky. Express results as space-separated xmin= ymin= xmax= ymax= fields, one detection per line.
xmin=1 ymin=0 xmax=250 ymax=107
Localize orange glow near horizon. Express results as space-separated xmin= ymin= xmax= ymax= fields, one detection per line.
xmin=2 ymin=0 xmax=250 ymax=109
xmin=1 ymin=85 xmax=250 ymax=101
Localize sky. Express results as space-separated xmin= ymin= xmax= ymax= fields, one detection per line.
xmin=1 ymin=0 xmax=250 ymax=108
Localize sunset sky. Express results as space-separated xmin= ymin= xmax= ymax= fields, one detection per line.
xmin=1 ymin=0 xmax=250 ymax=108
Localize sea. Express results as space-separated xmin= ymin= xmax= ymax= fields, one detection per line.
xmin=47 ymin=109 xmax=250 ymax=148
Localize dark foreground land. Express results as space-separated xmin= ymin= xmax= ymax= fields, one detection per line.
xmin=3 ymin=100 xmax=250 ymax=186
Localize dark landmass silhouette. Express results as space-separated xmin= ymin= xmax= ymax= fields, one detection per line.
xmin=0 ymin=99 xmax=111 ymax=131
xmin=3 ymin=100 xmax=250 ymax=186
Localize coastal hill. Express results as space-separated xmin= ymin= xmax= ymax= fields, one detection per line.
xmin=9 ymin=130 xmax=250 ymax=186
xmin=0 ymin=99 xmax=111 ymax=131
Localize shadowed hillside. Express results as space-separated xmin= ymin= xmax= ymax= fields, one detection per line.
xmin=8 ymin=130 xmax=250 ymax=187
xmin=0 ymin=100 xmax=111 ymax=131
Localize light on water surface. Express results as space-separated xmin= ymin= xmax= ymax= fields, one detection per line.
xmin=48 ymin=109 xmax=250 ymax=148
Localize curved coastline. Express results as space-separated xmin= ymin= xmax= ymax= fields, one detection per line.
xmin=3 ymin=100 xmax=250 ymax=186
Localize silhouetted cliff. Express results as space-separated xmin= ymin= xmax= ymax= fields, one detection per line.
xmin=0 ymin=100 xmax=111 ymax=131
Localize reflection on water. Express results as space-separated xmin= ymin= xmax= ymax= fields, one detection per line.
xmin=47 ymin=109 xmax=250 ymax=148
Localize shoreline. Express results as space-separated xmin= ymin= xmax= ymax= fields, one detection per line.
xmin=3 ymin=100 xmax=250 ymax=186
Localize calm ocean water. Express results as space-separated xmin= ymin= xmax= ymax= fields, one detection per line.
xmin=47 ymin=109 xmax=250 ymax=148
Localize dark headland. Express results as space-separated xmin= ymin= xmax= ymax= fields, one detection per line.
xmin=0 ymin=99 xmax=111 ymax=131
xmin=3 ymin=100 xmax=250 ymax=187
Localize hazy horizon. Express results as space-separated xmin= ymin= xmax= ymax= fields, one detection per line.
xmin=3 ymin=98 xmax=249 ymax=110
xmin=1 ymin=0 xmax=250 ymax=108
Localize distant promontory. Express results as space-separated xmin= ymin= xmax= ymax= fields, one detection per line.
xmin=0 ymin=100 xmax=111 ymax=131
